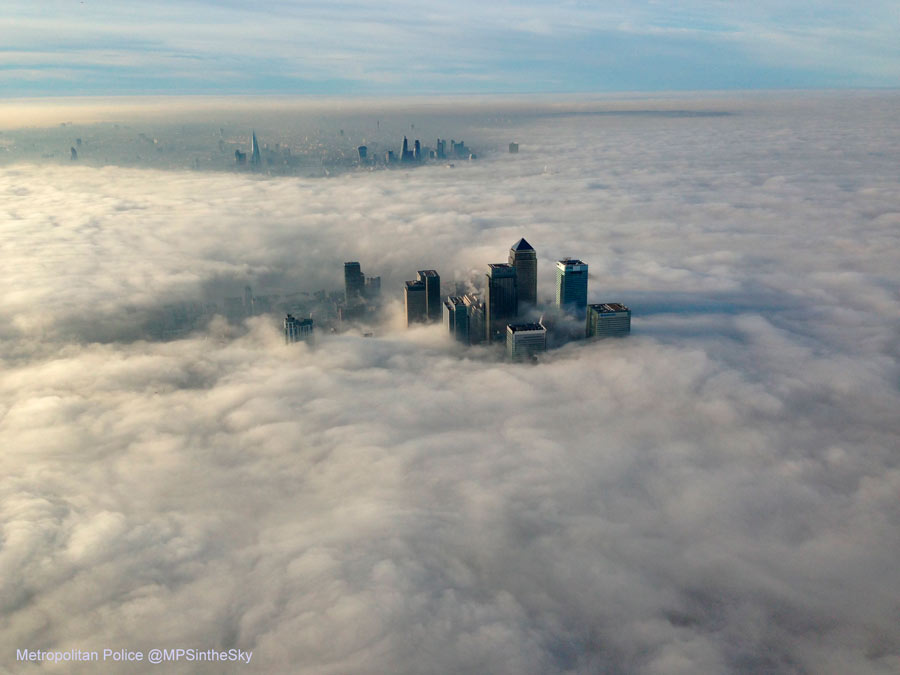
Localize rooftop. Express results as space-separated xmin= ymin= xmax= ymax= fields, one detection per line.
xmin=417 ymin=269 xmax=439 ymax=277
xmin=510 ymin=238 xmax=534 ymax=252
xmin=557 ymin=259 xmax=586 ymax=267
xmin=507 ymin=323 xmax=546 ymax=333
xmin=405 ymin=280 xmax=425 ymax=289
xmin=589 ymin=303 xmax=630 ymax=313
xmin=488 ymin=263 xmax=516 ymax=276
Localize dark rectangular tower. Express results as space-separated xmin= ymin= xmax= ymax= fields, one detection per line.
xmin=509 ymin=238 xmax=537 ymax=307
xmin=344 ymin=262 xmax=365 ymax=306
xmin=417 ymin=270 xmax=441 ymax=322
xmin=485 ymin=263 xmax=518 ymax=342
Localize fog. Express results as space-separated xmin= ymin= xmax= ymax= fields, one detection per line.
xmin=2 ymin=93 xmax=899 ymax=673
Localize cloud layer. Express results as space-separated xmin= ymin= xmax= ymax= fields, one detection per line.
xmin=2 ymin=93 xmax=900 ymax=673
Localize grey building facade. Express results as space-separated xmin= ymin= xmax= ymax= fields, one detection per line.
xmin=506 ymin=322 xmax=547 ymax=360
xmin=586 ymin=303 xmax=631 ymax=338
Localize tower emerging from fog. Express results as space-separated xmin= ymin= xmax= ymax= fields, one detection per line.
xmin=586 ymin=303 xmax=631 ymax=338
xmin=506 ymin=322 xmax=547 ymax=360
xmin=556 ymin=259 xmax=588 ymax=319
xmin=509 ymin=238 xmax=537 ymax=306
xmin=250 ymin=131 xmax=261 ymax=166
xmin=404 ymin=280 xmax=427 ymax=325
xmin=485 ymin=263 xmax=518 ymax=342
xmin=284 ymin=314 xmax=314 ymax=344
xmin=417 ymin=270 xmax=441 ymax=322
xmin=344 ymin=262 xmax=365 ymax=306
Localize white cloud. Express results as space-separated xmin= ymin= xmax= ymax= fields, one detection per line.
xmin=1 ymin=94 xmax=899 ymax=673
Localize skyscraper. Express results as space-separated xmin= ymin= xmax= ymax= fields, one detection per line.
xmin=417 ymin=270 xmax=441 ymax=322
xmin=509 ymin=238 xmax=537 ymax=306
xmin=586 ymin=303 xmax=631 ymax=338
xmin=357 ymin=145 xmax=367 ymax=161
xmin=401 ymin=136 xmax=414 ymax=162
xmin=462 ymin=293 xmax=485 ymax=345
xmin=556 ymin=259 xmax=588 ymax=319
xmin=404 ymin=280 xmax=427 ymax=325
xmin=485 ymin=263 xmax=518 ymax=342
xmin=414 ymin=139 xmax=421 ymax=161
xmin=363 ymin=275 xmax=381 ymax=301
xmin=250 ymin=131 xmax=260 ymax=166
xmin=344 ymin=262 xmax=365 ymax=306
xmin=506 ymin=322 xmax=547 ymax=360
xmin=443 ymin=296 xmax=469 ymax=343
xmin=284 ymin=314 xmax=314 ymax=344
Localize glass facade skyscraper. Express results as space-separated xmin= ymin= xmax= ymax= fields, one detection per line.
xmin=485 ymin=263 xmax=518 ymax=342
xmin=555 ymin=259 xmax=588 ymax=319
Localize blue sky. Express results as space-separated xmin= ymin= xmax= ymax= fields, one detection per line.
xmin=2 ymin=1 xmax=898 ymax=96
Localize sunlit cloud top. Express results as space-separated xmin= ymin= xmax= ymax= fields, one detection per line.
xmin=3 ymin=0 xmax=899 ymax=96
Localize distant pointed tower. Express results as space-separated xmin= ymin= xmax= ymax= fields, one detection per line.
xmin=250 ymin=131 xmax=261 ymax=166
xmin=401 ymin=136 xmax=410 ymax=162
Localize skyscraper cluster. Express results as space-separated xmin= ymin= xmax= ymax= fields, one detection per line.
xmin=391 ymin=137 xmax=475 ymax=163
xmin=407 ymin=238 xmax=630 ymax=360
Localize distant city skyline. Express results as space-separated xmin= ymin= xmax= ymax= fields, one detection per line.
xmin=3 ymin=1 xmax=898 ymax=97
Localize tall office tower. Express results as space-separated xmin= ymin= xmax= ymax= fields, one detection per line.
xmin=243 ymin=285 xmax=254 ymax=316
xmin=250 ymin=131 xmax=261 ymax=166
xmin=506 ymin=322 xmax=547 ymax=360
xmin=363 ymin=276 xmax=381 ymax=300
xmin=416 ymin=270 xmax=441 ymax=322
xmin=462 ymin=293 xmax=485 ymax=345
xmin=357 ymin=145 xmax=367 ymax=161
xmin=404 ymin=280 xmax=427 ymax=325
xmin=436 ymin=139 xmax=445 ymax=159
xmin=485 ymin=263 xmax=518 ymax=342
xmin=509 ymin=238 xmax=537 ymax=306
xmin=284 ymin=313 xmax=314 ymax=344
xmin=401 ymin=136 xmax=414 ymax=162
xmin=556 ymin=259 xmax=589 ymax=319
xmin=443 ymin=296 xmax=469 ymax=343
xmin=70 ymin=147 xmax=77 ymax=160
xmin=344 ymin=262 xmax=365 ymax=306
xmin=413 ymin=140 xmax=421 ymax=161
xmin=509 ymin=142 xmax=519 ymax=153
xmin=586 ymin=303 xmax=631 ymax=338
